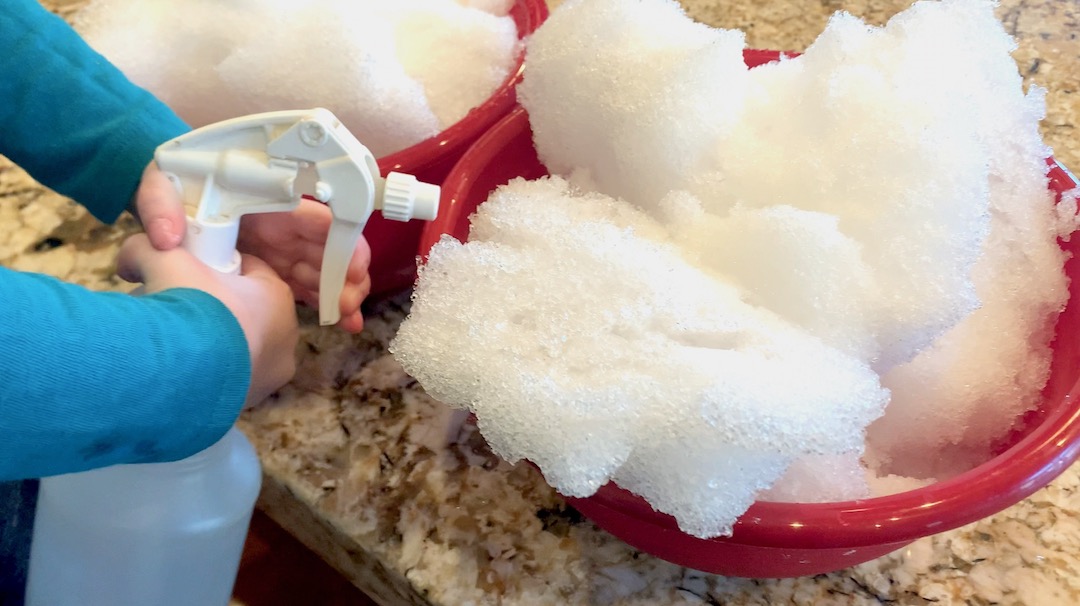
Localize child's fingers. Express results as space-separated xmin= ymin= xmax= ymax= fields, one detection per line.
xmin=116 ymin=233 xmax=198 ymax=286
xmin=116 ymin=234 xmax=155 ymax=284
xmin=121 ymin=235 xmax=282 ymax=291
xmin=293 ymin=286 xmax=319 ymax=311
xmin=291 ymin=261 xmax=321 ymax=294
xmin=239 ymin=253 xmax=287 ymax=284
xmin=346 ymin=237 xmax=372 ymax=282
xmin=289 ymin=202 xmax=372 ymax=282
xmin=301 ymin=239 xmax=369 ymax=286
xmin=303 ymin=240 xmax=329 ymax=274
xmin=338 ymin=310 xmax=365 ymax=333
xmin=290 ymin=259 xmax=370 ymax=305
xmin=339 ymin=279 xmax=368 ymax=317
xmin=136 ymin=164 xmax=187 ymax=250
xmin=293 ymin=199 xmax=334 ymax=241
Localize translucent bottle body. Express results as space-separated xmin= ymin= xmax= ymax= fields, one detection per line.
xmin=25 ymin=427 xmax=261 ymax=606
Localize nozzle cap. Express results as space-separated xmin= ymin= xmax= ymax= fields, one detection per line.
xmin=381 ymin=172 xmax=441 ymax=222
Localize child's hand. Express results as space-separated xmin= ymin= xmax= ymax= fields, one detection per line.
xmin=236 ymin=198 xmax=372 ymax=334
xmin=133 ymin=162 xmax=372 ymax=333
xmin=116 ymin=234 xmax=300 ymax=407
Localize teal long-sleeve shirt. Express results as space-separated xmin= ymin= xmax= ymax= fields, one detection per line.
xmin=0 ymin=0 xmax=252 ymax=481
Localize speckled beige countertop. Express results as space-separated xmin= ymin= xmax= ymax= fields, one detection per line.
xmin=6 ymin=1 xmax=1080 ymax=605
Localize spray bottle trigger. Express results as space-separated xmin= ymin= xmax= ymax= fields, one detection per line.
xmin=317 ymin=217 xmax=365 ymax=326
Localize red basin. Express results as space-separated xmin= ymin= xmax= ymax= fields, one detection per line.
xmin=422 ymin=49 xmax=1080 ymax=578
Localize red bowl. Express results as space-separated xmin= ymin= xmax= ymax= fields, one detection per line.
xmin=422 ymin=50 xmax=1080 ymax=577
xmin=364 ymin=0 xmax=549 ymax=295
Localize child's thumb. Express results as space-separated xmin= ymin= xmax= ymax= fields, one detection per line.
xmin=135 ymin=163 xmax=187 ymax=250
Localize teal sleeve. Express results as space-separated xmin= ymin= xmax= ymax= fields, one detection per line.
xmin=0 ymin=0 xmax=190 ymax=223
xmin=0 ymin=267 xmax=252 ymax=481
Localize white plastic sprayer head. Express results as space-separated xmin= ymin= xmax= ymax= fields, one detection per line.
xmin=155 ymin=108 xmax=441 ymax=327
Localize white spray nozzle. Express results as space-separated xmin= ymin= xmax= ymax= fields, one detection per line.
xmin=154 ymin=108 xmax=441 ymax=326
xmin=381 ymin=172 xmax=441 ymax=222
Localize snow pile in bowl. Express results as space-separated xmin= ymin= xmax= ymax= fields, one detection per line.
xmin=390 ymin=0 xmax=1080 ymax=540
xmin=74 ymin=0 xmax=520 ymax=158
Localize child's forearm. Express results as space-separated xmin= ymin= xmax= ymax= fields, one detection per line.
xmin=0 ymin=0 xmax=188 ymax=224
xmin=0 ymin=267 xmax=249 ymax=481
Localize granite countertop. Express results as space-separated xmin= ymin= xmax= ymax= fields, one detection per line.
xmin=5 ymin=0 xmax=1080 ymax=605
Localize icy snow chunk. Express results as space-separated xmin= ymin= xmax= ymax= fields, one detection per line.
xmin=865 ymin=473 xmax=934 ymax=497
xmin=518 ymin=0 xmax=749 ymax=211
xmin=391 ymin=0 xmax=519 ymax=127
xmin=74 ymin=0 xmax=518 ymax=157
xmin=863 ymin=3 xmax=1071 ymax=478
xmin=1056 ymin=188 xmax=1080 ymax=240
xmin=615 ymin=439 xmax=793 ymax=539
xmin=213 ymin=1 xmax=441 ymax=157
xmin=686 ymin=1 xmax=1031 ymax=370
xmin=758 ymin=453 xmax=871 ymax=503
xmin=391 ymin=177 xmax=889 ymax=537
xmin=659 ymin=194 xmax=879 ymax=360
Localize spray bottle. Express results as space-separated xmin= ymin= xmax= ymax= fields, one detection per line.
xmin=25 ymin=108 xmax=440 ymax=606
